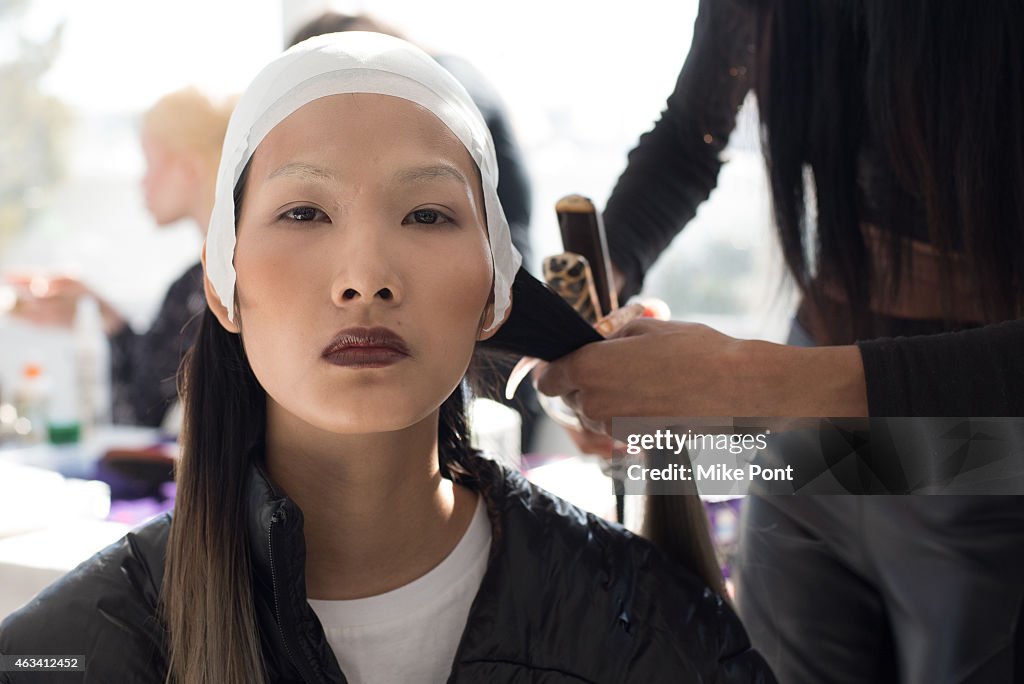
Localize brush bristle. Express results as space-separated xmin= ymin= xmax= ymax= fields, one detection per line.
xmin=481 ymin=267 xmax=604 ymax=361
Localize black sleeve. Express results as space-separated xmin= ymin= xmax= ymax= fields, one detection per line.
xmin=0 ymin=519 xmax=170 ymax=683
xmin=856 ymin=318 xmax=1024 ymax=417
xmin=603 ymin=0 xmax=757 ymax=300
xmin=109 ymin=263 xmax=205 ymax=427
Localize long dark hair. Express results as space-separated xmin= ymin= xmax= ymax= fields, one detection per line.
xmin=161 ymin=162 xmax=722 ymax=683
xmin=757 ymin=0 xmax=1024 ymax=340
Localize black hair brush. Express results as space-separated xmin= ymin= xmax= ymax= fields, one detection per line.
xmin=481 ymin=266 xmax=604 ymax=362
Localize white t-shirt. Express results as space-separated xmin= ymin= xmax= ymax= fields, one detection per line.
xmin=307 ymin=497 xmax=491 ymax=684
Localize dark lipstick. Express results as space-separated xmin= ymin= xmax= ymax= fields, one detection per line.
xmin=321 ymin=326 xmax=410 ymax=368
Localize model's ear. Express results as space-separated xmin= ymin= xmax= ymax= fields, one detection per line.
xmin=476 ymin=290 xmax=508 ymax=341
xmin=201 ymin=240 xmax=240 ymax=334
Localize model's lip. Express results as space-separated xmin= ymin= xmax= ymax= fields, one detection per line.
xmin=321 ymin=326 xmax=410 ymax=358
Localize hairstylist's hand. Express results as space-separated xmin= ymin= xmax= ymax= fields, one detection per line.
xmin=6 ymin=274 xmax=125 ymax=335
xmin=530 ymin=302 xmax=643 ymax=460
xmin=534 ymin=318 xmax=869 ymax=436
xmin=562 ymin=418 xmax=617 ymax=458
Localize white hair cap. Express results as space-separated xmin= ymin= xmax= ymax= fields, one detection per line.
xmin=205 ymin=31 xmax=521 ymax=332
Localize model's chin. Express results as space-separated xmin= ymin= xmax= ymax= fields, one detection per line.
xmin=148 ymin=212 xmax=173 ymax=227
xmin=307 ymin=396 xmax=439 ymax=434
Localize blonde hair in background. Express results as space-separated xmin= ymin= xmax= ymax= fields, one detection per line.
xmin=142 ymin=87 xmax=237 ymax=172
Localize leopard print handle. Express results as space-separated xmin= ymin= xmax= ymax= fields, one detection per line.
xmin=543 ymin=252 xmax=603 ymax=324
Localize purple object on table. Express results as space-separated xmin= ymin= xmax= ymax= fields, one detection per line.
xmin=106 ymin=477 xmax=177 ymax=525
xmin=704 ymin=497 xmax=743 ymax=579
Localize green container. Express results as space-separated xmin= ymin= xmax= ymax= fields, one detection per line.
xmin=47 ymin=420 xmax=81 ymax=445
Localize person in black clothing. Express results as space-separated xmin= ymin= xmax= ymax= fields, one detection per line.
xmin=0 ymin=33 xmax=776 ymax=684
xmin=8 ymin=87 xmax=233 ymax=428
xmin=289 ymin=13 xmax=544 ymax=453
xmin=534 ymin=0 xmax=1024 ymax=682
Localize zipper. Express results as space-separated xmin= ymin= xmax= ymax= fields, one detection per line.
xmin=269 ymin=505 xmax=327 ymax=683
xmin=267 ymin=503 xmax=339 ymax=683
xmin=267 ymin=508 xmax=296 ymax=665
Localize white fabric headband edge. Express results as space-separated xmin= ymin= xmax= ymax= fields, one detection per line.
xmin=206 ymin=40 xmax=521 ymax=335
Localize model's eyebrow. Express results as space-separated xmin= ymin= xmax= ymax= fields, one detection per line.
xmin=265 ymin=161 xmax=471 ymax=188
xmin=391 ymin=163 xmax=470 ymax=188
xmin=267 ymin=162 xmax=338 ymax=183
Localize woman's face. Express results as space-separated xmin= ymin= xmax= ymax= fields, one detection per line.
xmin=140 ymin=131 xmax=196 ymax=226
xmin=229 ymin=93 xmax=495 ymax=434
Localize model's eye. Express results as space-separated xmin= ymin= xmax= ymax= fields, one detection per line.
xmin=280 ymin=206 xmax=327 ymax=222
xmin=403 ymin=208 xmax=452 ymax=226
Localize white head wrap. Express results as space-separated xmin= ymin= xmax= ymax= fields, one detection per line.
xmin=206 ymin=31 xmax=521 ymax=331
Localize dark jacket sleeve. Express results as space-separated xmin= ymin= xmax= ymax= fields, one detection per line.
xmin=603 ymin=0 xmax=757 ymax=300
xmin=470 ymin=464 xmax=778 ymax=682
xmin=109 ymin=263 xmax=205 ymax=427
xmin=630 ymin=533 xmax=778 ymax=683
xmin=0 ymin=517 xmax=170 ymax=683
xmin=433 ymin=54 xmax=534 ymax=271
xmin=857 ymin=318 xmax=1024 ymax=417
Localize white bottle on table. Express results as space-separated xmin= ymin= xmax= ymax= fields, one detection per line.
xmin=13 ymin=363 xmax=50 ymax=444
xmin=74 ymin=295 xmax=111 ymax=435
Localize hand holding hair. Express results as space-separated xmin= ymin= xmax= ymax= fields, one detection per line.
xmin=533 ymin=318 xmax=870 ymax=434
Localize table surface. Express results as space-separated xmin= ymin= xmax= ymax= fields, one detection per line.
xmin=0 ymin=425 xmax=162 ymax=480
xmin=0 ymin=426 xmax=168 ymax=619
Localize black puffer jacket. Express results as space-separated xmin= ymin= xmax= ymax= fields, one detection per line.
xmin=0 ymin=456 xmax=775 ymax=683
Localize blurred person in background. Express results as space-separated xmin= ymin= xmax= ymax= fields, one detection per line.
xmin=8 ymin=87 xmax=235 ymax=428
xmin=289 ymin=13 xmax=545 ymax=453
xmin=535 ymin=0 xmax=1024 ymax=681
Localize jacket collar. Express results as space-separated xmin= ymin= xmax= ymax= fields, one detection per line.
xmin=245 ymin=455 xmax=346 ymax=682
xmin=241 ymin=448 xmax=513 ymax=683
xmin=242 ymin=451 xmax=511 ymax=587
